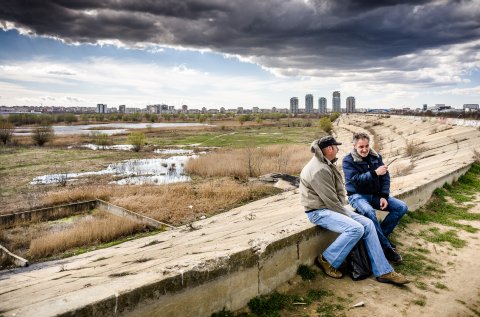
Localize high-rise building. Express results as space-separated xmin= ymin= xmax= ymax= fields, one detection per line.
xmin=118 ymin=105 xmax=126 ymax=114
xmin=305 ymin=94 xmax=313 ymax=113
xmin=290 ymin=97 xmax=299 ymax=114
xmin=96 ymin=104 xmax=107 ymax=114
xmin=346 ymin=96 xmax=355 ymax=113
xmin=318 ymin=97 xmax=327 ymax=114
xmin=423 ymin=104 xmax=428 ymax=111
xmin=332 ymin=91 xmax=341 ymax=113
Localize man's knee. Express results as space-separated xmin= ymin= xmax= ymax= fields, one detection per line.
xmin=392 ymin=200 xmax=408 ymax=215
xmin=357 ymin=205 xmax=377 ymax=221
xmin=347 ymin=222 xmax=364 ymax=239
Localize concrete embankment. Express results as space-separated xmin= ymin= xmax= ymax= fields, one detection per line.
xmin=0 ymin=115 xmax=478 ymax=317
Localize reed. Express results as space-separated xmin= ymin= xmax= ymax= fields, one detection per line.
xmin=185 ymin=144 xmax=310 ymax=179
xmin=28 ymin=212 xmax=145 ymax=259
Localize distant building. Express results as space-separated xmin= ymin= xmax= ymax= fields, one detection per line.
xmin=237 ymin=107 xmax=244 ymax=114
xmin=290 ymin=97 xmax=299 ymax=114
xmin=119 ymin=105 xmax=126 ymax=114
xmin=318 ymin=97 xmax=327 ymax=114
xmin=305 ymin=94 xmax=313 ymax=113
xmin=252 ymin=107 xmax=259 ymax=113
xmin=346 ymin=96 xmax=355 ymax=113
xmin=332 ymin=91 xmax=341 ymax=113
xmin=463 ymin=104 xmax=479 ymax=111
xmin=96 ymin=104 xmax=107 ymax=114
xmin=423 ymin=104 xmax=428 ymax=111
xmin=182 ymin=105 xmax=188 ymax=112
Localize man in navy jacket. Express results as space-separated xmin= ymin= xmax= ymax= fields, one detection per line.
xmin=342 ymin=132 xmax=407 ymax=264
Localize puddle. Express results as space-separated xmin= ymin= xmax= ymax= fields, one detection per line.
xmin=69 ymin=144 xmax=135 ymax=151
xmin=31 ymin=155 xmax=197 ymax=185
xmin=154 ymin=148 xmax=194 ymax=155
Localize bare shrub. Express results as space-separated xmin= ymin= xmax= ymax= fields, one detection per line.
xmin=390 ymin=163 xmax=415 ymax=177
xmin=128 ymin=132 xmax=145 ymax=152
xmin=0 ymin=121 xmax=14 ymax=144
xmin=185 ymin=144 xmax=310 ymax=179
xmin=92 ymin=132 xmax=112 ymax=147
xmin=404 ymin=140 xmax=425 ymax=157
xmin=28 ymin=212 xmax=145 ymax=259
xmin=32 ymin=124 xmax=54 ymax=146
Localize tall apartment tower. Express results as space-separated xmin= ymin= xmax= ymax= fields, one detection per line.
xmin=318 ymin=97 xmax=327 ymax=114
xmin=96 ymin=104 xmax=107 ymax=114
xmin=332 ymin=91 xmax=341 ymax=113
xmin=290 ymin=97 xmax=299 ymax=114
xmin=305 ymin=94 xmax=314 ymax=113
xmin=346 ymin=96 xmax=356 ymax=113
xmin=118 ymin=105 xmax=126 ymax=114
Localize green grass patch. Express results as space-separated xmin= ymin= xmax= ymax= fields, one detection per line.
xmin=316 ymin=303 xmax=346 ymax=317
xmin=414 ymin=281 xmax=428 ymax=290
xmin=247 ymin=292 xmax=294 ymax=316
xmin=395 ymin=250 xmax=442 ymax=277
xmin=419 ymin=227 xmax=466 ymax=248
xmin=433 ymin=282 xmax=448 ymax=290
xmin=402 ymin=163 xmax=480 ymax=234
xmin=297 ymin=264 xmax=317 ymax=281
xmin=413 ymin=298 xmax=426 ymax=306
xmin=148 ymin=126 xmax=320 ymax=148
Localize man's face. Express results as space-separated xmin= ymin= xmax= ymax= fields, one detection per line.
xmin=354 ymin=138 xmax=370 ymax=157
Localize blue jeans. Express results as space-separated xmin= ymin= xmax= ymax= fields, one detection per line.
xmin=307 ymin=209 xmax=393 ymax=277
xmin=348 ymin=194 xmax=408 ymax=249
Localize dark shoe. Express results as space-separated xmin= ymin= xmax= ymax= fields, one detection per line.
xmin=315 ymin=255 xmax=343 ymax=279
xmin=376 ymin=271 xmax=410 ymax=285
xmin=384 ymin=247 xmax=403 ymax=264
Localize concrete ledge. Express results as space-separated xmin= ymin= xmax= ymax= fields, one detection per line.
xmin=0 ymin=201 xmax=97 ymax=228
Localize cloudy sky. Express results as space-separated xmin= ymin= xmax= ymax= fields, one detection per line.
xmin=1 ymin=0 xmax=479 ymax=110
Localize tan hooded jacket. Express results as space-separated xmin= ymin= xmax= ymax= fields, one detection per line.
xmin=299 ymin=139 xmax=349 ymax=216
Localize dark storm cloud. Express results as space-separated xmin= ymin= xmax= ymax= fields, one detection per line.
xmin=1 ymin=0 xmax=479 ymax=74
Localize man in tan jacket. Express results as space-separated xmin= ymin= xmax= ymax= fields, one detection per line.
xmin=300 ymin=136 xmax=409 ymax=285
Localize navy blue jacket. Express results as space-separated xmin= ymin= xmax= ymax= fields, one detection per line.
xmin=342 ymin=149 xmax=390 ymax=198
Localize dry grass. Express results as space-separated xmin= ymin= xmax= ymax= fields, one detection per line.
xmin=43 ymin=179 xmax=280 ymax=226
xmin=404 ymin=140 xmax=426 ymax=157
xmin=185 ymin=144 xmax=310 ymax=179
xmin=27 ymin=212 xmax=145 ymax=259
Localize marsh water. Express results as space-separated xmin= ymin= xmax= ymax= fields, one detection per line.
xmin=31 ymin=154 xmax=197 ymax=185
xmin=15 ymin=122 xmax=207 ymax=135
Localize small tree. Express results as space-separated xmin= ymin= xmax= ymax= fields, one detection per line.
xmin=319 ymin=117 xmax=333 ymax=134
xmin=0 ymin=121 xmax=14 ymax=144
xmin=32 ymin=124 xmax=54 ymax=146
xmin=329 ymin=112 xmax=341 ymax=122
xmin=92 ymin=132 xmax=112 ymax=148
xmin=128 ymin=132 xmax=145 ymax=152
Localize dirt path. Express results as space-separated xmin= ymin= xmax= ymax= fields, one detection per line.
xmin=277 ymin=195 xmax=480 ymax=317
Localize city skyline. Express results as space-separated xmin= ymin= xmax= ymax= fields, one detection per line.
xmin=1 ymin=1 xmax=480 ymax=109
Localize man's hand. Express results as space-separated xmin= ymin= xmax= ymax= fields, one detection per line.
xmin=375 ymin=165 xmax=388 ymax=176
xmin=380 ymin=198 xmax=388 ymax=210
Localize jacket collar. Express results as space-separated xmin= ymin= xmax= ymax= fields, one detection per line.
xmin=351 ymin=148 xmax=379 ymax=162
xmin=310 ymin=139 xmax=334 ymax=166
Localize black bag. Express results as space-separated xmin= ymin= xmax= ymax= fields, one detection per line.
xmin=347 ymin=239 xmax=372 ymax=281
